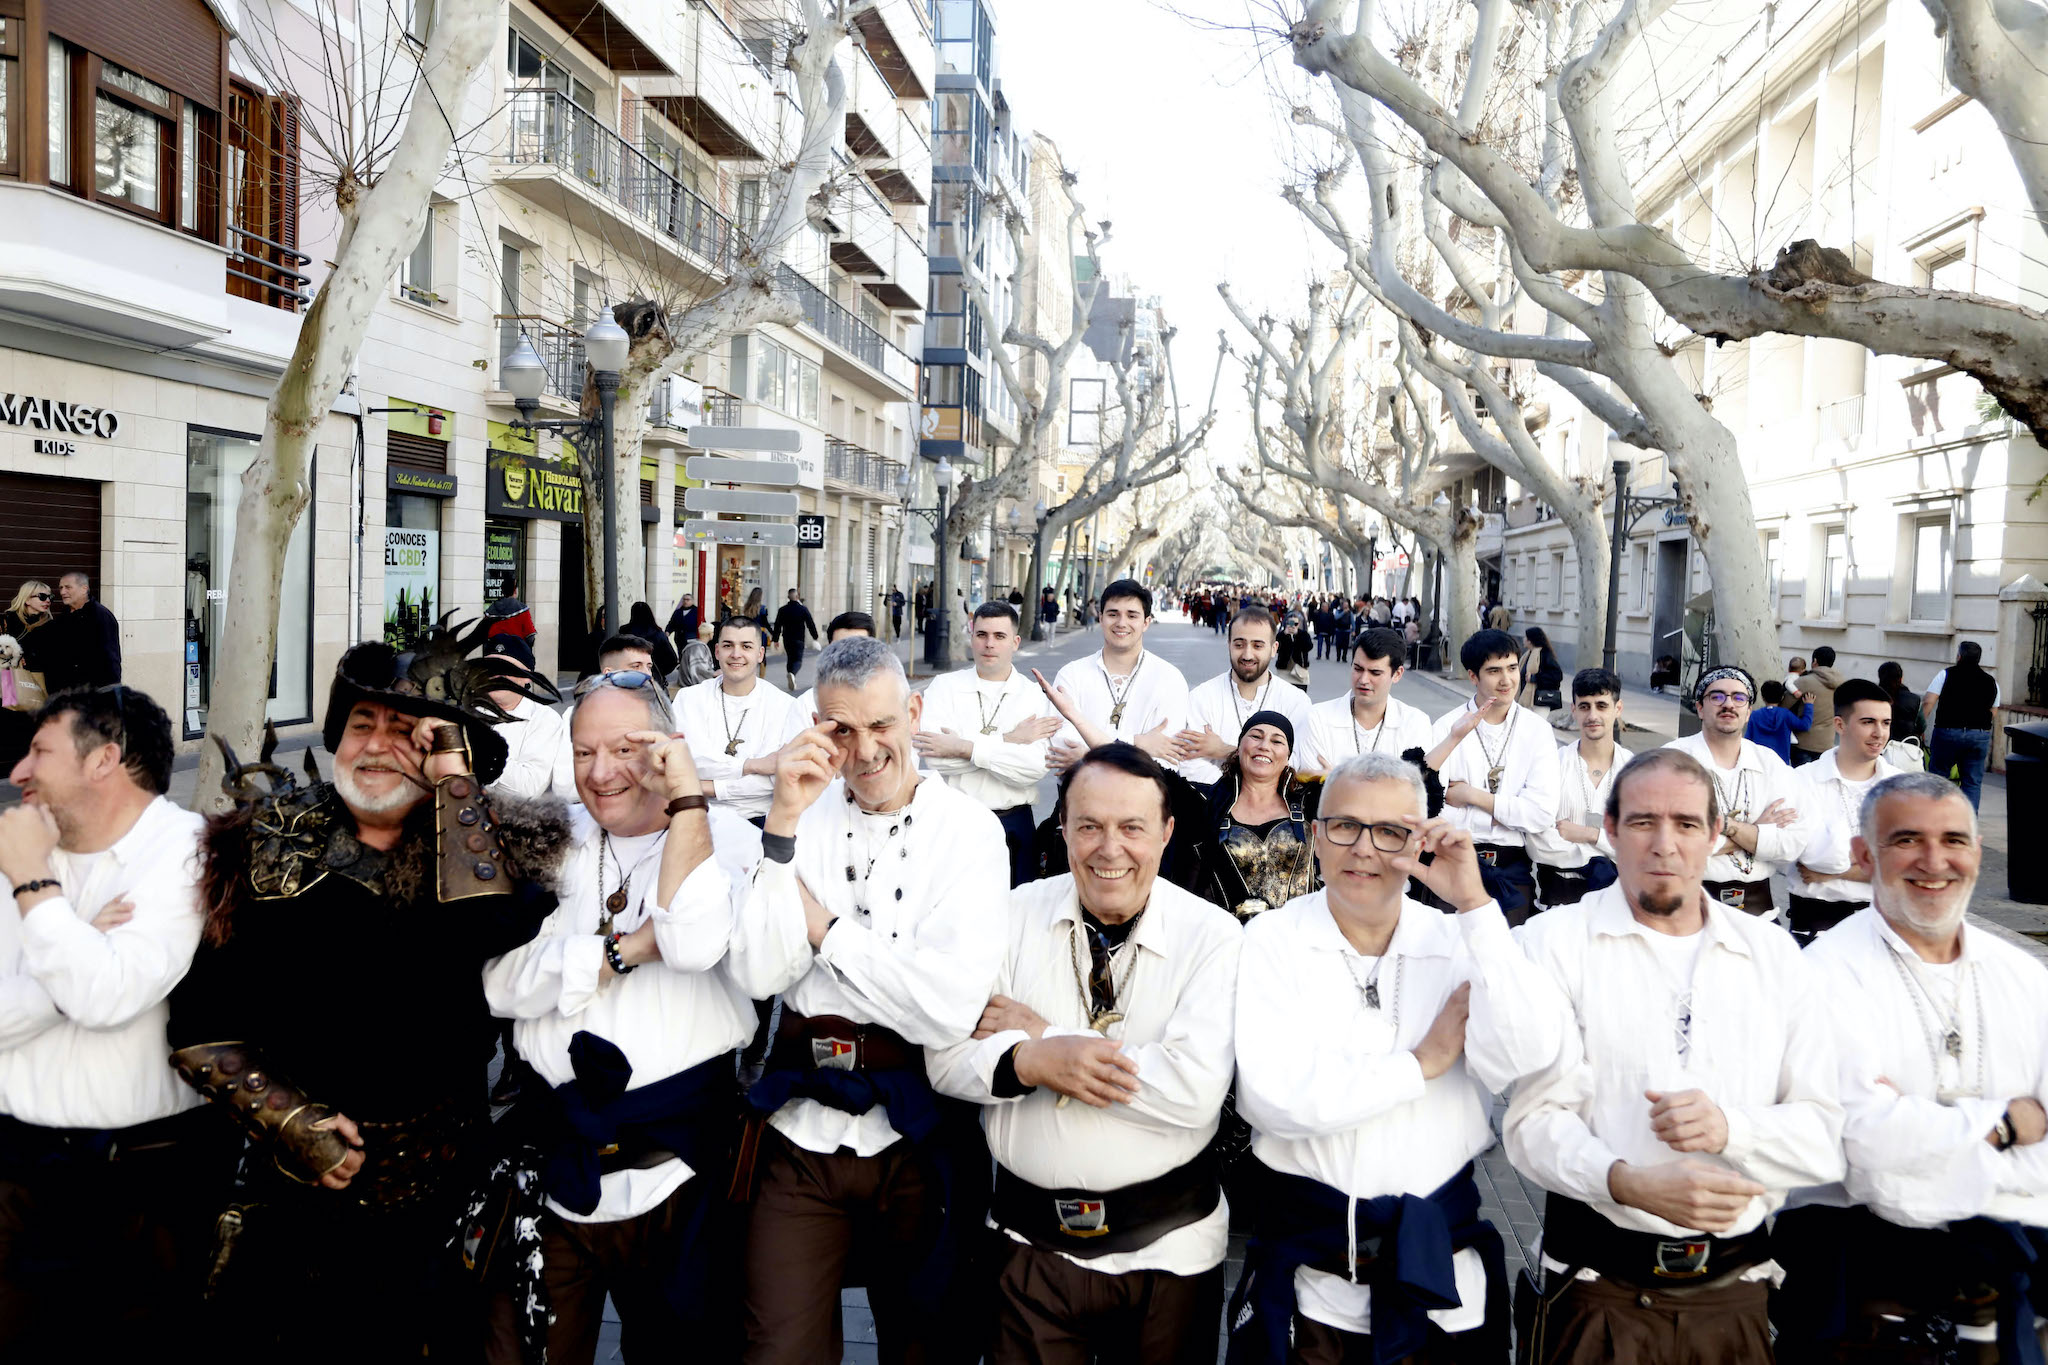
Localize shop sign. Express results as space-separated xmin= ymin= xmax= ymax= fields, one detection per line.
xmin=487 ymin=448 xmax=585 ymax=521
xmin=383 ymin=526 xmax=439 ymax=647
xmin=387 ymin=467 xmax=457 ymax=497
xmin=484 ymin=525 xmax=522 ymax=603
xmin=2 ymin=393 xmax=121 ymax=440
xmin=796 ymin=514 xmax=825 ymax=551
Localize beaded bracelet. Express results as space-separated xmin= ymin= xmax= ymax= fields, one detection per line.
xmin=604 ymin=931 xmax=636 ymax=976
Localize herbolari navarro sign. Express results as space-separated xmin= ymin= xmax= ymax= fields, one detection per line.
xmin=488 ymin=449 xmax=585 ymax=522
xmin=0 ymin=393 xmax=122 ymax=439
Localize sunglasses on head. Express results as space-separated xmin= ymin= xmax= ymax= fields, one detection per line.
xmin=571 ymin=669 xmax=658 ymax=698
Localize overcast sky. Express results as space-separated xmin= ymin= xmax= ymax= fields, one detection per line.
xmin=992 ymin=0 xmax=1346 ymax=475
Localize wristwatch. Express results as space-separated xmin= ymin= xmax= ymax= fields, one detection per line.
xmin=1995 ymin=1111 xmax=2019 ymax=1151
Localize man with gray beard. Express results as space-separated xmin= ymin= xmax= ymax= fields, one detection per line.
xmin=1775 ymin=772 xmax=2048 ymax=1362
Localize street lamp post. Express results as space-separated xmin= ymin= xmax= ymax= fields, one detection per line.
xmin=1029 ymin=498 xmax=1049 ymax=642
xmin=903 ymin=458 xmax=955 ymax=670
xmin=501 ymin=312 xmax=632 ymax=637
xmin=1601 ymin=442 xmax=1681 ymax=674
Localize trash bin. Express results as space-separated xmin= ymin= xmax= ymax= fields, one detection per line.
xmin=2006 ymin=722 xmax=2048 ymax=904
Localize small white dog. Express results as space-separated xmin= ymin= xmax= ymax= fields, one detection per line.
xmin=0 ymin=635 xmax=20 ymax=670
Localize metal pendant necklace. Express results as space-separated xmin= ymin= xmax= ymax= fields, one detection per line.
xmin=844 ymin=789 xmax=912 ymax=919
xmin=1068 ymin=914 xmax=1144 ymax=1032
xmin=975 ymin=682 xmax=1007 ymax=737
xmin=1474 ymin=703 xmax=1516 ymax=793
xmin=1232 ymin=674 xmax=1272 ymax=731
xmin=598 ymin=830 xmax=629 ymax=936
xmin=1885 ymin=942 xmax=1986 ymax=1101
xmin=719 ymin=687 xmax=747 ymax=757
xmin=1106 ymin=653 xmax=1145 ymax=729
xmin=1344 ymin=952 xmax=1403 ymax=1028
xmin=1707 ymin=765 xmax=1754 ymax=875
xmin=1351 ymin=703 xmax=1387 ymax=755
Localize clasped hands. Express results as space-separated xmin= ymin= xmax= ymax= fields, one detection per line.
xmin=971 ymin=993 xmax=1140 ymax=1109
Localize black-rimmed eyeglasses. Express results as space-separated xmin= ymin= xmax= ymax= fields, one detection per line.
xmin=1315 ymin=817 xmax=1414 ymax=852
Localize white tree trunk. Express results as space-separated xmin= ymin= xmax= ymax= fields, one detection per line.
xmin=1559 ymin=504 xmax=1610 ymax=669
xmin=195 ymin=0 xmax=497 ymax=810
xmin=1441 ymin=521 xmax=1479 ymax=673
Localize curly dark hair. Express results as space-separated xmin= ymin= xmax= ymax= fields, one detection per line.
xmin=35 ymin=684 xmax=174 ymax=795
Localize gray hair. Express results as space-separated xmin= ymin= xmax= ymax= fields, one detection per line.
xmin=571 ymin=675 xmax=675 ymax=735
xmin=1323 ymin=751 xmax=1428 ymax=813
xmin=814 ymin=635 xmax=907 ymax=699
xmin=1860 ymin=771 xmax=1978 ymax=848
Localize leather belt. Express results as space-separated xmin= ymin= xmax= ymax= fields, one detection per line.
xmin=1544 ymin=1193 xmax=1771 ymax=1285
xmin=1703 ymin=879 xmax=1774 ymax=913
xmin=1474 ymin=843 xmax=1531 ymax=867
xmin=991 ymin=1152 xmax=1220 ymax=1259
xmin=772 ymin=1010 xmax=917 ymax=1073
xmin=0 ymin=1105 xmax=215 ymax=1166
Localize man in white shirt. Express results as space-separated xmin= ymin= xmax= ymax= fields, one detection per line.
xmin=672 ymin=616 xmax=806 ymax=824
xmin=0 ymin=686 xmax=225 ymax=1353
xmin=1177 ymin=604 xmax=1312 ymax=785
xmin=483 ymin=634 xmax=567 ymax=801
xmin=1038 ymin=579 xmax=1194 ymax=775
xmin=482 ymin=675 xmax=760 ymax=1362
xmin=1663 ymin=666 xmax=1809 ymax=917
xmin=1786 ymin=677 xmax=1902 ymax=946
xmin=727 ymin=637 xmax=1008 ymax=1363
xmin=1300 ymin=626 xmax=1434 ymax=774
xmin=929 ymin=743 xmax=1242 ymax=1361
xmin=1776 ymin=772 xmax=2048 ymax=1360
xmin=1422 ymin=628 xmax=1562 ymax=924
xmin=1529 ymin=667 xmax=1634 ymax=910
xmin=914 ymin=601 xmax=1062 ymax=886
xmin=1228 ymin=751 xmax=1570 ymax=1363
xmin=1503 ymin=747 xmax=1844 ymax=1365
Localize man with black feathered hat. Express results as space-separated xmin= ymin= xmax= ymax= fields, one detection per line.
xmin=166 ymin=616 xmax=570 ymax=1358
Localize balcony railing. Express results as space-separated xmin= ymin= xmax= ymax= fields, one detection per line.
xmin=779 ymin=265 xmax=917 ymax=389
xmin=496 ymin=319 xmax=586 ymax=402
xmin=226 ymin=224 xmax=311 ymax=311
xmin=504 ymin=90 xmax=743 ymax=273
xmin=826 ymin=438 xmax=905 ymax=498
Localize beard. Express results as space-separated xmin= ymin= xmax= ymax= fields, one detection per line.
xmin=1635 ymin=883 xmax=1689 ymax=918
xmin=1876 ymin=869 xmax=1973 ymax=939
xmin=334 ymin=761 xmax=425 ymax=817
xmin=1232 ymin=658 xmax=1267 ymax=684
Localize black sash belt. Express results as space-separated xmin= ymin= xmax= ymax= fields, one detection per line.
xmin=1474 ymin=843 xmax=1530 ymax=868
xmin=991 ymin=1151 xmax=1220 ymax=1259
xmin=1544 ymin=1193 xmax=1771 ymax=1286
xmin=1703 ymin=879 xmax=1774 ymax=914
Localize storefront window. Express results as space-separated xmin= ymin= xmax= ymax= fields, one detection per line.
xmin=484 ymin=519 xmax=524 ymax=603
xmin=185 ymin=429 xmax=313 ymax=739
xmin=384 ymin=494 xmax=441 ymax=647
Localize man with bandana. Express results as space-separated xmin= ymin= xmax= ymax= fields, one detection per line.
xmin=1775 ymin=772 xmax=2048 ymax=1361
xmin=1663 ymin=666 xmax=1810 ymax=919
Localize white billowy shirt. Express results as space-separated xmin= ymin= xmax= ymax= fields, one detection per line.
xmin=1181 ymin=671 xmax=1313 ymax=785
xmin=1238 ymin=891 xmax=1572 ymax=1336
xmin=672 ymin=675 xmax=808 ymax=820
xmin=1504 ymin=884 xmax=1844 ymax=1242
xmin=1796 ymin=908 xmax=2048 ymax=1229
xmin=1664 ymin=733 xmax=1812 ymax=893
xmin=483 ymin=804 xmax=762 ymax=1222
xmin=491 ymin=694 xmax=568 ymax=802
xmin=917 ymin=666 xmax=1058 ymax=811
xmin=1528 ymin=741 xmax=1635 ymax=871
xmin=0 ymin=796 xmax=205 ymax=1129
xmin=1050 ymin=651 xmax=1192 ymax=757
xmin=1789 ymin=749 xmax=1901 ymax=905
xmin=727 ymin=776 xmax=1008 ymax=1156
xmin=1428 ymin=702 xmax=1562 ymax=848
xmin=927 ymin=875 xmax=1242 ymax=1276
xmin=1299 ymin=695 xmax=1435 ymax=774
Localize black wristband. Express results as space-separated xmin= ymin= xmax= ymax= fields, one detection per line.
xmin=761 ymin=832 xmax=796 ymax=864
xmin=11 ymin=879 xmax=59 ymax=899
xmin=603 ymin=932 xmax=636 ymax=976
xmin=666 ymin=792 xmax=709 ymax=818
xmin=1996 ymin=1112 xmax=2019 ymax=1151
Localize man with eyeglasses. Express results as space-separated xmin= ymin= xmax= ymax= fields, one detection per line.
xmin=1773 ymin=772 xmax=2048 ymax=1362
xmin=1664 ymin=666 xmax=1809 ymax=918
xmin=481 ymin=671 xmax=762 ymax=1363
xmin=1502 ymin=748 xmax=1843 ymax=1365
xmin=727 ymin=636 xmax=1007 ymax=1364
xmin=915 ymin=601 xmax=1062 ymax=888
xmin=928 ymin=742 xmax=1241 ymax=1362
xmin=673 ymin=616 xmax=806 ymax=826
xmin=1299 ymin=626 xmax=1434 ymax=774
xmin=1422 ymin=629 xmax=1562 ymax=924
xmin=0 ymin=686 xmax=231 ymax=1354
xmin=1175 ymin=605 xmax=1313 ymax=785
xmin=167 ymin=622 xmax=568 ymax=1357
xmin=1226 ymin=751 xmax=1568 ymax=1364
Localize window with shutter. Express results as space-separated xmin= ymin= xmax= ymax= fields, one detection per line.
xmin=225 ymin=80 xmax=305 ymax=310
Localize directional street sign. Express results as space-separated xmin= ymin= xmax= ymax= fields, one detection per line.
xmin=683 ymin=456 xmax=801 ymax=486
xmin=685 ymin=426 xmax=802 ymax=453
xmin=682 ymin=519 xmax=799 ymax=547
xmin=683 ymin=488 xmax=801 ymax=516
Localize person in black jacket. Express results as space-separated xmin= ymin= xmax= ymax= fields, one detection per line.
xmin=1520 ymin=626 xmax=1564 ymax=709
xmin=665 ymin=592 xmax=701 ymax=658
xmin=771 ymin=589 xmax=818 ymax=691
xmin=623 ymin=600 xmax=679 ymax=682
xmin=37 ymin=573 xmax=120 ymax=694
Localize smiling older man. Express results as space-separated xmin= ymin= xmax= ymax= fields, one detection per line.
xmin=168 ymin=627 xmax=567 ymax=1358
xmin=1774 ymin=772 xmax=2048 ymax=1362
xmin=727 ymin=635 xmax=1008 ymax=1364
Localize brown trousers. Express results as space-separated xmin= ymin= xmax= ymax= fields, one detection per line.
xmin=1526 ymin=1273 xmax=1773 ymax=1365
xmin=989 ymin=1237 xmax=1224 ymax=1365
xmin=1291 ymin=1313 xmax=1497 ymax=1364
xmin=743 ymin=1130 xmax=955 ymax=1365
xmin=486 ymin=1174 xmax=735 ymax=1365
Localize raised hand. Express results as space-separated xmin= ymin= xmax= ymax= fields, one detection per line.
xmin=624 ymin=730 xmax=704 ymax=799
xmin=766 ymin=724 xmax=846 ymax=836
xmin=1387 ymin=815 xmax=1491 ymax=912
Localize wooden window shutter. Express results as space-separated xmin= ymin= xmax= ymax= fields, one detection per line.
xmin=269 ymin=93 xmax=299 ymax=257
xmin=388 ymin=430 xmax=448 ymax=473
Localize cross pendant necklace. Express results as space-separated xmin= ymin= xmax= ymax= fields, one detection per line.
xmin=1106 ymin=653 xmax=1145 ymax=729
